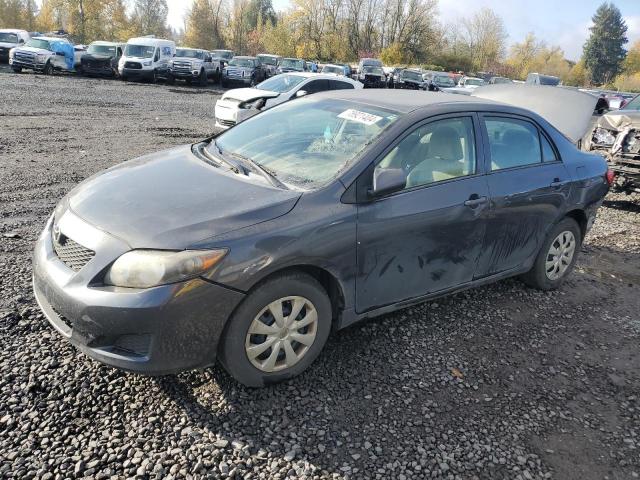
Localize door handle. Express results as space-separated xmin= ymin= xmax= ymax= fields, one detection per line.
xmin=464 ymin=196 xmax=488 ymax=207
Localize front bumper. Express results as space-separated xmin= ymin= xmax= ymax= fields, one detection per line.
xmin=32 ymin=211 xmax=245 ymax=375
xmin=9 ymin=57 xmax=46 ymax=71
xmin=82 ymin=63 xmax=116 ymax=77
xmin=170 ymin=69 xmax=201 ymax=79
xmin=214 ymin=100 xmax=257 ymax=129
xmin=223 ymin=75 xmax=253 ymax=86
xmin=120 ymin=67 xmax=154 ymax=80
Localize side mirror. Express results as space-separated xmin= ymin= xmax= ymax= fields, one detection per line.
xmin=295 ymin=90 xmax=308 ymax=98
xmin=19 ymin=38 xmax=25 ymax=44
xmin=371 ymin=167 xmax=407 ymax=197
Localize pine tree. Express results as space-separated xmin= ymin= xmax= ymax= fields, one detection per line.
xmin=583 ymin=2 xmax=628 ymax=85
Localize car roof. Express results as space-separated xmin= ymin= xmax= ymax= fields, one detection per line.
xmin=258 ymin=53 xmax=280 ymax=57
xmin=233 ymin=56 xmax=256 ymax=60
xmin=91 ymin=41 xmax=123 ymax=46
xmin=311 ymin=89 xmax=501 ymax=113
xmin=33 ymin=36 xmax=69 ymax=42
xmin=127 ymin=37 xmax=173 ymax=46
xmin=0 ymin=29 xmax=27 ymax=33
xmin=285 ymin=72 xmax=354 ymax=80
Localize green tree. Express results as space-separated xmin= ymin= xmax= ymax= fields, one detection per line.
xmin=583 ymin=2 xmax=627 ymax=85
xmin=183 ymin=0 xmax=224 ymax=49
xmin=623 ymin=40 xmax=640 ymax=75
xmin=129 ymin=0 xmax=169 ymax=38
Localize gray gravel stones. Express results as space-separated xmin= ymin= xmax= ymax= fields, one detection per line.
xmin=0 ymin=67 xmax=639 ymax=479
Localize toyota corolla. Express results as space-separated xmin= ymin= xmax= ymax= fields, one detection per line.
xmin=33 ymin=87 xmax=610 ymax=387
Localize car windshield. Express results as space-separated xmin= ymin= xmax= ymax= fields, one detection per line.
xmin=362 ymin=60 xmax=382 ymax=67
xmin=208 ymin=98 xmax=400 ymax=189
xmin=26 ymin=38 xmax=51 ymax=50
xmin=281 ymin=59 xmax=304 ymax=69
xmin=434 ymin=75 xmax=455 ymax=87
xmin=363 ymin=66 xmax=383 ymax=75
xmin=492 ymin=77 xmax=511 ymax=84
xmin=539 ymin=76 xmax=560 ymax=86
xmin=464 ymin=78 xmax=484 ymax=86
xmin=88 ymin=44 xmax=116 ymax=55
xmin=258 ymin=55 xmax=278 ymax=65
xmin=623 ymin=95 xmax=640 ymax=110
xmin=125 ymin=44 xmax=155 ymax=58
xmin=176 ymin=48 xmax=204 ymax=59
xmin=403 ymin=70 xmax=422 ymax=82
xmin=256 ymin=74 xmax=305 ymax=93
xmin=212 ymin=50 xmax=233 ymax=60
xmin=322 ymin=66 xmax=343 ymax=75
xmin=0 ymin=32 xmax=18 ymax=43
xmin=229 ymin=58 xmax=254 ymax=67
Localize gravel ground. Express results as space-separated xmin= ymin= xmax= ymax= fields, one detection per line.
xmin=1 ymin=66 xmax=639 ymax=480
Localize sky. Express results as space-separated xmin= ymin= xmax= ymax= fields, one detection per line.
xmin=165 ymin=0 xmax=640 ymax=61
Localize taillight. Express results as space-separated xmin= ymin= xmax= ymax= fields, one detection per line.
xmin=605 ymin=169 xmax=615 ymax=186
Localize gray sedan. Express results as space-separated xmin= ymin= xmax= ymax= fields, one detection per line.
xmin=33 ymin=89 xmax=610 ymax=387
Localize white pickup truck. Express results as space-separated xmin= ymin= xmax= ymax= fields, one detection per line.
xmin=167 ymin=47 xmax=219 ymax=86
xmin=0 ymin=29 xmax=30 ymax=63
xmin=9 ymin=36 xmax=83 ymax=74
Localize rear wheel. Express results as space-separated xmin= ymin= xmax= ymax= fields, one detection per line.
xmin=219 ymin=273 xmax=332 ymax=387
xmin=521 ymin=217 xmax=582 ymax=290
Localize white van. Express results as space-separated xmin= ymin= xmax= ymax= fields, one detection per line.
xmin=118 ymin=37 xmax=175 ymax=82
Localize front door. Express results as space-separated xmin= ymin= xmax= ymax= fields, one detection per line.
xmin=475 ymin=114 xmax=572 ymax=277
xmin=356 ymin=115 xmax=490 ymax=313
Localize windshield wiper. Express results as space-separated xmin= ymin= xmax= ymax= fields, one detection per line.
xmin=226 ymin=150 xmax=288 ymax=189
xmin=208 ymin=140 xmax=250 ymax=175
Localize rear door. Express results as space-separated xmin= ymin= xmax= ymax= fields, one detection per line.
xmin=355 ymin=114 xmax=490 ymax=313
xmin=475 ymin=114 xmax=572 ymax=277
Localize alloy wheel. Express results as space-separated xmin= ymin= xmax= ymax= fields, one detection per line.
xmin=245 ymin=296 xmax=318 ymax=372
xmin=545 ymin=231 xmax=576 ymax=280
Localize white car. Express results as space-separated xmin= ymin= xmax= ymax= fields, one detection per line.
xmin=9 ymin=36 xmax=82 ymax=74
xmin=214 ymin=72 xmax=362 ymax=129
xmin=0 ymin=29 xmax=29 ymax=63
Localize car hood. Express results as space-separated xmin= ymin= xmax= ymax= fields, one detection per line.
xmin=82 ymin=53 xmax=113 ymax=61
xmin=173 ymin=56 xmax=201 ymax=62
xmin=221 ymin=88 xmax=280 ymax=102
xmin=472 ymin=84 xmax=597 ymax=143
xmin=16 ymin=46 xmax=51 ymax=54
xmin=65 ymin=145 xmax=301 ymax=249
xmin=596 ymin=110 xmax=640 ymax=130
xmin=0 ymin=42 xmax=18 ymax=48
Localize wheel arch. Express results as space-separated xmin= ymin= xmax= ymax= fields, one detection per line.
xmin=564 ymin=209 xmax=588 ymax=239
xmin=245 ymin=264 xmax=346 ymax=327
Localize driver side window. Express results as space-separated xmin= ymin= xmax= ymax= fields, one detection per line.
xmin=376 ymin=117 xmax=477 ymax=189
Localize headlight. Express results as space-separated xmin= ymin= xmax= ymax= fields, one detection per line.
xmin=104 ymin=249 xmax=227 ymax=289
xmin=192 ymin=61 xmax=202 ymax=68
xmin=9 ymin=48 xmax=15 ymax=59
xmin=239 ymin=98 xmax=266 ymax=110
xmin=142 ymin=60 xmax=152 ymax=66
xmin=593 ymin=127 xmax=616 ymax=146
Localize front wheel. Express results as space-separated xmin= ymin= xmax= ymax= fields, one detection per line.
xmin=12 ymin=67 xmax=22 ymax=73
xmin=43 ymin=62 xmax=53 ymax=75
xmin=166 ymin=73 xmax=175 ymax=85
xmin=218 ymin=273 xmax=332 ymax=387
xmin=199 ymin=69 xmax=207 ymax=86
xmin=521 ymin=217 xmax=582 ymax=290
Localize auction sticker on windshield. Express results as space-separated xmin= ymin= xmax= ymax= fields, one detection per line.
xmin=338 ymin=109 xmax=383 ymax=126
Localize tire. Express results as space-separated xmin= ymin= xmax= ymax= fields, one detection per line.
xmin=199 ymin=69 xmax=207 ymax=86
xmin=250 ymin=76 xmax=257 ymax=87
xmin=166 ymin=73 xmax=175 ymax=85
xmin=220 ymin=78 xmax=227 ymax=88
xmin=120 ymin=74 xmax=127 ymax=81
xmin=12 ymin=67 xmax=22 ymax=73
xmin=218 ymin=272 xmax=332 ymax=387
xmin=521 ymin=217 xmax=582 ymax=290
xmin=43 ymin=62 xmax=53 ymax=75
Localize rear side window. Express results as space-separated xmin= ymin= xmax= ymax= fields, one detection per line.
xmin=303 ymin=79 xmax=330 ymax=94
xmin=330 ymin=80 xmax=354 ymax=90
xmin=485 ymin=117 xmax=543 ymax=171
xmin=541 ymin=133 xmax=558 ymax=162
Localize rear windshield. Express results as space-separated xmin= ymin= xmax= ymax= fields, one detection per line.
xmin=212 ymin=50 xmax=233 ymax=60
xmin=464 ymin=78 xmax=484 ymax=86
xmin=0 ymin=32 xmax=18 ymax=43
xmin=176 ymin=48 xmax=204 ymax=59
xmin=363 ymin=66 xmax=383 ymax=75
xmin=433 ymin=75 xmax=455 ymax=87
xmin=125 ymin=44 xmax=155 ymax=58
xmin=322 ymin=66 xmax=343 ymax=75
xmin=403 ymin=70 xmax=422 ymax=82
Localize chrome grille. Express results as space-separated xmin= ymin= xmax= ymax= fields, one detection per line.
xmin=218 ymin=118 xmax=236 ymax=127
xmin=172 ymin=61 xmax=192 ymax=73
xmin=226 ymin=68 xmax=247 ymax=78
xmin=14 ymin=51 xmax=35 ymax=66
xmin=124 ymin=61 xmax=142 ymax=69
xmin=52 ymin=231 xmax=95 ymax=272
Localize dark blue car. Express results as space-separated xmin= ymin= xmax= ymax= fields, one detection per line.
xmin=33 ymin=88 xmax=611 ymax=387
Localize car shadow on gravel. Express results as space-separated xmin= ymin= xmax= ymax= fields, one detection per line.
xmin=602 ymin=197 xmax=640 ymax=214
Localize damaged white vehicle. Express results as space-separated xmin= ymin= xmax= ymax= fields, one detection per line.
xmin=584 ymin=94 xmax=640 ymax=193
xmin=214 ymin=72 xmax=362 ymax=129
